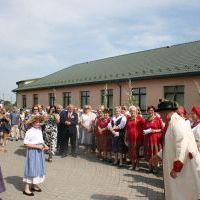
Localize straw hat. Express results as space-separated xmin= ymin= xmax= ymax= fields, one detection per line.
xmin=26 ymin=115 xmax=44 ymax=126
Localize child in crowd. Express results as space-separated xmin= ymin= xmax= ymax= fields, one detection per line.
xmin=23 ymin=116 xmax=49 ymax=196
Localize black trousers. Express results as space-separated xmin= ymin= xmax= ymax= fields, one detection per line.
xmin=65 ymin=129 xmax=77 ymax=154
xmin=59 ymin=127 xmax=68 ymax=154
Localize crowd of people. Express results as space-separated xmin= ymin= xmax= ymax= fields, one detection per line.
xmin=0 ymin=101 xmax=200 ymax=199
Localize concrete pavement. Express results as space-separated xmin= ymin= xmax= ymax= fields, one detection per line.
xmin=0 ymin=141 xmax=164 ymax=200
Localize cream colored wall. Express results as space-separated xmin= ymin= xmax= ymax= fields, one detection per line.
xmin=16 ymin=76 xmax=200 ymax=111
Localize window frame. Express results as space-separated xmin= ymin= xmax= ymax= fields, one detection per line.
xmin=63 ymin=92 xmax=71 ymax=108
xmin=164 ymin=85 xmax=184 ymax=106
xmin=100 ymin=89 xmax=113 ymax=109
xmin=33 ymin=94 xmax=38 ymax=106
xmin=132 ymin=87 xmax=147 ymax=112
xmin=49 ymin=93 xmax=55 ymax=106
xmin=80 ymin=91 xmax=90 ymax=108
xmin=22 ymin=95 xmax=27 ymax=108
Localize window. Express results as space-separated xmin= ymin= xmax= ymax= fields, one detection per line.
xmin=164 ymin=85 xmax=184 ymax=106
xmin=80 ymin=91 xmax=90 ymax=108
xmin=22 ymin=95 xmax=27 ymax=108
xmin=49 ymin=93 xmax=55 ymax=106
xmin=101 ymin=89 xmax=113 ymax=109
xmin=63 ymin=92 xmax=71 ymax=108
xmin=132 ymin=87 xmax=146 ymax=112
xmin=33 ymin=94 xmax=38 ymax=105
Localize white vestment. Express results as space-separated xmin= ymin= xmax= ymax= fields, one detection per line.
xmin=158 ymin=113 xmax=200 ymax=200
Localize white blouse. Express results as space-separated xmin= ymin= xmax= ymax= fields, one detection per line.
xmin=108 ymin=115 xmax=127 ymax=130
xmin=81 ymin=112 xmax=96 ymax=129
xmin=24 ymin=127 xmax=44 ymax=145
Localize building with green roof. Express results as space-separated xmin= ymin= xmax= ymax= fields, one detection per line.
xmin=13 ymin=40 xmax=200 ymax=111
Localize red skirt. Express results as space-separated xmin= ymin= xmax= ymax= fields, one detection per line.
xmin=144 ymin=133 xmax=162 ymax=161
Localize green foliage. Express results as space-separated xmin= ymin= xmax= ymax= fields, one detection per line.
xmin=1 ymin=100 xmax=16 ymax=111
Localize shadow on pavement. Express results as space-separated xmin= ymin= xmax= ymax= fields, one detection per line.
xmin=129 ymin=185 xmax=164 ymax=200
xmin=124 ymin=173 xmax=164 ymax=189
xmin=5 ymin=176 xmax=23 ymax=191
xmin=14 ymin=148 xmax=26 ymax=157
xmin=91 ymin=194 xmax=128 ymax=200
xmin=73 ymin=146 xmax=102 ymax=164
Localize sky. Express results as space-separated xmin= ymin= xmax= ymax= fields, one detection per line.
xmin=0 ymin=0 xmax=200 ymax=102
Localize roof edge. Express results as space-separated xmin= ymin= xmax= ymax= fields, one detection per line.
xmin=13 ymin=71 xmax=200 ymax=92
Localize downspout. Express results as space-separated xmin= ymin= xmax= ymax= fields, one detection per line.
xmin=117 ymin=83 xmax=122 ymax=106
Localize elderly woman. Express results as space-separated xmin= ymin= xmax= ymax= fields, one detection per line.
xmin=143 ymin=105 xmax=164 ymax=173
xmin=80 ymin=105 xmax=96 ymax=153
xmin=125 ymin=106 xmax=144 ymax=170
xmin=108 ymin=106 xmax=127 ymax=167
xmin=191 ymin=106 xmax=200 ymax=151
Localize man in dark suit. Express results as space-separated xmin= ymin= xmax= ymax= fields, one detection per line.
xmin=58 ymin=105 xmax=68 ymax=156
xmin=64 ymin=104 xmax=78 ymax=157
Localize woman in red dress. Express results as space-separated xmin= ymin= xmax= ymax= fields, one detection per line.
xmin=125 ymin=106 xmax=144 ymax=170
xmin=143 ymin=105 xmax=164 ymax=173
xmin=95 ymin=106 xmax=104 ymax=159
xmin=97 ymin=108 xmax=111 ymax=160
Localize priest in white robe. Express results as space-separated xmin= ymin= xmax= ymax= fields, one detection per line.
xmin=151 ymin=100 xmax=200 ymax=200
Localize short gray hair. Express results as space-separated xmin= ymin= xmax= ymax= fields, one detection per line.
xmin=129 ymin=105 xmax=137 ymax=111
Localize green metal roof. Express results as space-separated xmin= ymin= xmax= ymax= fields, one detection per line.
xmin=13 ymin=40 xmax=200 ymax=92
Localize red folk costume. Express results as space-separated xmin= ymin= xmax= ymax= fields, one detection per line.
xmin=144 ymin=116 xmax=164 ymax=161
xmin=126 ymin=115 xmax=144 ymax=160
xmin=96 ymin=117 xmax=110 ymax=152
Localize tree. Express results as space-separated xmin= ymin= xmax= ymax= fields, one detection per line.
xmin=126 ymin=79 xmax=137 ymax=106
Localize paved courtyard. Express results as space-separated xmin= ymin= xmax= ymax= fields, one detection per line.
xmin=0 ymin=141 xmax=164 ymax=200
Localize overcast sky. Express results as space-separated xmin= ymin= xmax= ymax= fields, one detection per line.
xmin=0 ymin=0 xmax=200 ymax=102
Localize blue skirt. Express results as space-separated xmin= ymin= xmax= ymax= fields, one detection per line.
xmin=24 ymin=148 xmax=46 ymax=177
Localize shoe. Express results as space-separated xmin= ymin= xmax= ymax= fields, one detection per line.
xmin=153 ymin=168 xmax=158 ymax=174
xmin=113 ymin=160 xmax=119 ymax=165
xmin=71 ymin=153 xmax=77 ymax=158
xmin=23 ymin=191 xmax=34 ymax=196
xmin=148 ymin=168 xmax=153 ymax=173
xmin=118 ymin=163 xmax=123 ymax=168
xmin=129 ymin=166 xmax=135 ymax=170
xmin=61 ymin=153 xmax=68 ymax=158
xmin=31 ymin=187 xmax=42 ymax=192
xmin=135 ymin=166 xmax=140 ymax=171
xmin=47 ymin=158 xmax=53 ymax=162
